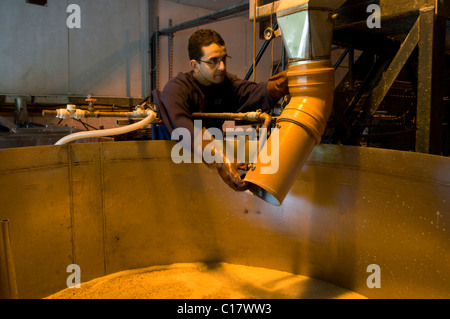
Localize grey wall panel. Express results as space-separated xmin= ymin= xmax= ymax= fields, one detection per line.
xmin=0 ymin=0 xmax=69 ymax=95
xmin=0 ymin=0 xmax=150 ymax=98
xmin=68 ymin=0 xmax=147 ymax=97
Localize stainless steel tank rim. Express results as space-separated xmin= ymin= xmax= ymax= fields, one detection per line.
xmin=308 ymin=145 xmax=450 ymax=187
xmin=1 ymin=142 xmax=448 ymax=186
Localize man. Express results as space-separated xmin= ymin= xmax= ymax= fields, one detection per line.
xmin=154 ymin=29 xmax=288 ymax=191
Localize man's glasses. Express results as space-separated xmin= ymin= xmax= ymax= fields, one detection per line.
xmin=198 ymin=55 xmax=231 ymax=68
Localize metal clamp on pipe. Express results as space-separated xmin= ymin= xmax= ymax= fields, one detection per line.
xmin=54 ymin=104 xmax=86 ymax=119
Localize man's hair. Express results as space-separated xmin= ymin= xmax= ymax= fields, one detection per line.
xmin=188 ymin=29 xmax=225 ymax=61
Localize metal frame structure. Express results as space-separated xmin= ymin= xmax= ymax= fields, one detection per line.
xmin=331 ymin=0 xmax=449 ymax=155
xmin=150 ymin=0 xmax=449 ymax=155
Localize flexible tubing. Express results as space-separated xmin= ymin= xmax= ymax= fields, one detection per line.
xmin=54 ymin=111 xmax=156 ymax=145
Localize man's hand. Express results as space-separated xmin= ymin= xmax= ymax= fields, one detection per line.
xmin=216 ymin=162 xmax=250 ymax=191
xmin=267 ymin=70 xmax=289 ymax=100
xmin=201 ymin=127 xmax=250 ymax=192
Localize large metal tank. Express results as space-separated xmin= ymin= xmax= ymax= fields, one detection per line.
xmin=0 ymin=140 xmax=449 ymax=299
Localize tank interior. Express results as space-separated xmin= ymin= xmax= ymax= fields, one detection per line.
xmin=1 ymin=0 xmax=450 ymax=300
xmin=2 ymin=141 xmax=450 ymax=299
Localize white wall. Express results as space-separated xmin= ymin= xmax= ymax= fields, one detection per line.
xmin=0 ymin=0 xmax=149 ymax=98
xmin=0 ymin=1 xmax=68 ymax=96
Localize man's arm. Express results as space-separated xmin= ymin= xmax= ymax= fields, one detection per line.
xmin=160 ymin=77 xmax=196 ymax=137
xmin=228 ymin=71 xmax=289 ymax=113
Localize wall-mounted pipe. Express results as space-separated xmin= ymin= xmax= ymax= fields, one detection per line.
xmin=0 ymin=220 xmax=19 ymax=299
xmin=42 ymin=104 xmax=154 ymax=119
xmin=244 ymin=61 xmax=335 ymax=205
xmin=54 ymin=110 xmax=157 ymax=145
xmin=192 ymin=111 xmax=273 ymax=129
xmin=43 ymin=109 xmax=125 ymax=118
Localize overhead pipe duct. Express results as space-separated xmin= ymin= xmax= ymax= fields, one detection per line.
xmin=244 ymin=0 xmax=346 ymax=206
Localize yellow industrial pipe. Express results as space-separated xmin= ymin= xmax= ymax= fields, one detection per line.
xmin=243 ymin=0 xmax=344 ymax=206
xmin=244 ymin=60 xmax=335 ymax=205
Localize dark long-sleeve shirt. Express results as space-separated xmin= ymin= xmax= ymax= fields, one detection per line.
xmin=158 ymin=71 xmax=279 ymax=141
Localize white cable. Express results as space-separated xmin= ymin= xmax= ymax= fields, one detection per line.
xmin=55 ymin=111 xmax=156 ymax=145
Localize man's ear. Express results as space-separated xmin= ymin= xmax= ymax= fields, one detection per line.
xmin=190 ymin=59 xmax=200 ymax=72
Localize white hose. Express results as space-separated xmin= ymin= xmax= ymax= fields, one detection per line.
xmin=55 ymin=111 xmax=157 ymax=145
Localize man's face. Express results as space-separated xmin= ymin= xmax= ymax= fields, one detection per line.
xmin=191 ymin=43 xmax=228 ymax=86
